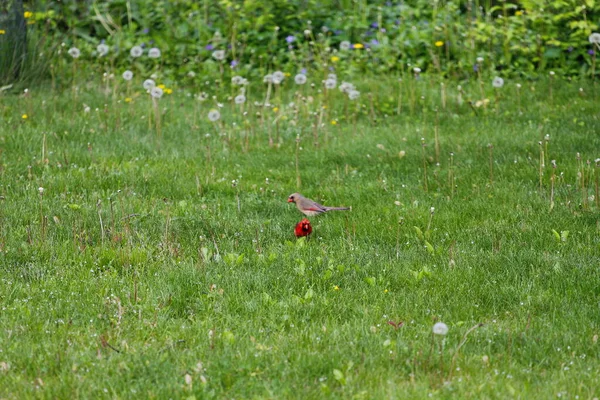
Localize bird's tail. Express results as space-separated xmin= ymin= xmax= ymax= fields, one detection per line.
xmin=325 ymin=206 xmax=351 ymax=211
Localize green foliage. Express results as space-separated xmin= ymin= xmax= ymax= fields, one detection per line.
xmin=10 ymin=0 xmax=600 ymax=86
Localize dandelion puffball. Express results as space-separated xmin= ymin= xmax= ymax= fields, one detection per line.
xmin=492 ymin=77 xmax=504 ymax=88
xmin=272 ymin=71 xmax=285 ymax=84
xmin=324 ymin=78 xmax=336 ymax=89
xmin=340 ymin=41 xmax=351 ymax=51
xmin=97 ymin=44 xmax=109 ymax=56
xmin=143 ymin=79 xmax=156 ymax=90
xmin=263 ymin=74 xmax=273 ymax=84
xmin=589 ymin=32 xmax=600 ymax=44
xmin=208 ymin=109 xmax=221 ymax=122
xmin=339 ymin=81 xmax=355 ymax=93
xmin=122 ymin=70 xmax=133 ymax=81
xmin=231 ymin=76 xmax=243 ymax=85
xmin=432 ymin=322 xmax=448 ymax=335
xmin=413 ymin=67 xmax=421 ymax=74
xmin=150 ymin=87 xmax=163 ymax=99
xmin=130 ymin=45 xmax=143 ymax=58
xmin=68 ymin=47 xmax=81 ymax=58
xmin=348 ymin=89 xmax=360 ymax=100
xmin=476 ymin=56 xmax=484 ymax=63
xmin=148 ymin=47 xmax=161 ymax=59
xmin=294 ymin=74 xmax=307 ymax=85
xmin=212 ymin=50 xmax=225 ymax=61
xmin=234 ymin=94 xmax=246 ymax=104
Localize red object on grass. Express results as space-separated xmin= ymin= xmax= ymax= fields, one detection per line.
xmin=294 ymin=218 xmax=313 ymax=238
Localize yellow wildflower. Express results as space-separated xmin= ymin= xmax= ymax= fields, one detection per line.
xmin=158 ymin=84 xmax=166 ymax=89
xmin=353 ymin=43 xmax=364 ymax=49
xmin=333 ymin=285 xmax=340 ymax=291
xmin=165 ymin=88 xmax=173 ymax=94
xmin=125 ymin=97 xmax=132 ymax=103
xmin=435 ymin=41 xmax=444 ymax=47
xmin=0 ymin=30 xmax=5 ymax=35
xmin=384 ymin=289 xmax=389 ymax=293
xmin=24 ymin=11 xmax=33 ymax=19
xmin=515 ymin=10 xmax=523 ymax=16
xmin=331 ymin=120 xmax=337 ymax=125
xmin=273 ymin=107 xmax=279 ymax=112
xmin=22 ymin=114 xmax=28 ymax=119
xmin=330 ymin=56 xmax=340 ymax=63
xmin=284 ymin=72 xmax=291 ymax=77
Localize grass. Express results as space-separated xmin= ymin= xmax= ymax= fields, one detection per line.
xmin=0 ymin=76 xmax=599 ymax=399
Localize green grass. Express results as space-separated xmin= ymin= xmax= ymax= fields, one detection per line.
xmin=1 ymin=77 xmax=599 ymax=399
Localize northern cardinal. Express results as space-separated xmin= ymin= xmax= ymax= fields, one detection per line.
xmin=287 ymin=193 xmax=351 ymax=217
xmin=294 ymin=218 xmax=313 ymax=238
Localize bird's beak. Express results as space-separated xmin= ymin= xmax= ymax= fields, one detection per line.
xmin=287 ymin=198 xmax=293 ymax=203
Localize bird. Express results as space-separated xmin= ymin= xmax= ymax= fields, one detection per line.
xmin=287 ymin=193 xmax=351 ymax=217
xmin=294 ymin=218 xmax=313 ymax=238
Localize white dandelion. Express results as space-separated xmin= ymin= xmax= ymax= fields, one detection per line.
xmin=263 ymin=74 xmax=273 ymax=84
xmin=433 ymin=322 xmax=448 ymax=336
xmin=231 ymin=76 xmax=243 ymax=85
xmin=122 ymin=70 xmax=133 ymax=81
xmin=151 ymin=87 xmax=163 ymax=99
xmin=197 ymin=92 xmax=209 ymax=102
xmin=339 ymin=81 xmax=354 ymax=93
xmin=212 ymin=50 xmax=225 ymax=61
xmin=68 ymin=47 xmax=81 ymax=59
xmin=148 ymin=47 xmax=161 ymax=59
xmin=476 ymin=56 xmax=484 ymax=63
xmin=324 ymin=78 xmax=337 ymax=89
xmin=294 ymin=74 xmax=307 ymax=85
xmin=272 ymin=71 xmax=285 ymax=85
xmin=130 ymin=45 xmax=143 ymax=58
xmin=348 ymin=89 xmax=360 ymax=100
xmin=340 ymin=41 xmax=351 ymax=51
xmin=492 ymin=76 xmax=504 ymax=88
xmin=328 ymin=73 xmax=337 ymax=81
xmin=187 ymin=71 xmax=196 ymax=78
xmin=589 ymin=32 xmax=600 ymax=44
xmin=235 ymin=94 xmax=246 ymax=104
xmin=143 ymin=79 xmax=156 ymax=90
xmin=97 ymin=43 xmax=109 ymax=57
xmin=208 ymin=109 xmax=221 ymax=122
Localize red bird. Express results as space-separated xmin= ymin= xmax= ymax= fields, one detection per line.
xmin=294 ymin=218 xmax=313 ymax=238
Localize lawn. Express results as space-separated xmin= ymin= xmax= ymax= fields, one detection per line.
xmin=1 ymin=78 xmax=599 ymax=399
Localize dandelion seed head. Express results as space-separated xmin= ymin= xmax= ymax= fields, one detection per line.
xmin=589 ymin=32 xmax=600 ymax=44
xmin=148 ymin=47 xmax=161 ymax=59
xmin=433 ymin=322 xmax=448 ymax=335
xmin=325 ymin=78 xmax=337 ymax=89
xmin=492 ymin=77 xmax=504 ymax=88
xmin=212 ymin=50 xmax=225 ymax=61
xmin=122 ymin=70 xmax=133 ymax=81
xmin=97 ymin=43 xmax=109 ymax=56
xmin=340 ymin=40 xmax=351 ymax=51
xmin=130 ymin=45 xmax=143 ymax=58
xmin=234 ymin=94 xmax=246 ymax=104
xmin=143 ymin=79 xmax=156 ymax=90
xmin=208 ymin=109 xmax=221 ymax=122
xmin=348 ymin=89 xmax=360 ymax=100
xmin=150 ymin=87 xmax=163 ymax=99
xmin=272 ymin=71 xmax=285 ymax=84
xmin=68 ymin=47 xmax=81 ymax=58
xmin=294 ymin=73 xmax=307 ymax=85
